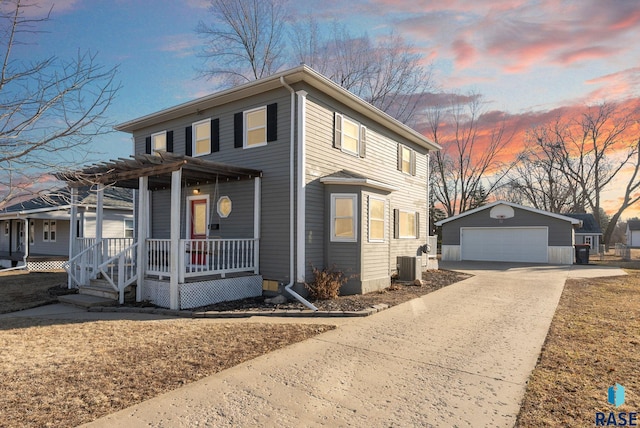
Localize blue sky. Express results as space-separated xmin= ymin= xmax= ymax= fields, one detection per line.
xmin=9 ymin=0 xmax=640 ymax=213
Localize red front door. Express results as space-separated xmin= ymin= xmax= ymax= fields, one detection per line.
xmin=190 ymin=198 xmax=208 ymax=264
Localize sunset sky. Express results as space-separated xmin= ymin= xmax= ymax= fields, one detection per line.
xmin=8 ymin=0 xmax=640 ymax=216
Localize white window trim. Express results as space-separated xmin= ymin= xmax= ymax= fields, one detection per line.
xmin=43 ymin=220 xmax=57 ymax=242
xmin=584 ymin=236 xmax=592 ymax=248
xmin=400 ymin=146 xmax=412 ymax=175
xmin=124 ymin=218 xmax=134 ymax=238
xmin=340 ymin=114 xmax=361 ymax=157
xmin=330 ymin=193 xmax=358 ymax=242
xmin=398 ymin=209 xmax=417 ymax=239
xmin=368 ymin=196 xmax=385 ymax=243
xmin=151 ymin=130 xmax=167 ymax=153
xmin=244 ymin=106 xmax=268 ymax=149
xmin=192 ymin=118 xmax=211 ymax=157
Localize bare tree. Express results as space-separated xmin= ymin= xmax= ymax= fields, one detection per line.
xmin=196 ymin=0 xmax=288 ymax=85
xmin=291 ymin=23 xmax=433 ymax=125
xmin=199 ymin=4 xmax=434 ymax=124
xmin=0 ymin=0 xmax=119 ymax=209
xmin=426 ymin=92 xmax=516 ymax=216
xmin=545 ymin=103 xmax=636 ymax=226
xmin=502 ymin=124 xmax=578 ymax=213
xmin=602 ymin=136 xmax=640 ymax=248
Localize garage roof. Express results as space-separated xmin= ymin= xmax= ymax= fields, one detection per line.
xmin=434 ymin=200 xmax=581 ymax=226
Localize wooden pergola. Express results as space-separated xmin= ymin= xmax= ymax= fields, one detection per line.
xmin=57 ymin=153 xmax=263 ymax=309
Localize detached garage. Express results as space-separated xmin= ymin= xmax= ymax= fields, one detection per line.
xmin=435 ymin=201 xmax=581 ymax=265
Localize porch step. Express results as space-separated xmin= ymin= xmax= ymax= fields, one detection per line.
xmin=58 ymin=293 xmax=117 ymax=308
xmin=81 ymin=279 xmax=120 ymax=300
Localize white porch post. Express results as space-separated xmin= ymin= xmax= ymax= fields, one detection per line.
xmin=68 ymin=187 xmax=78 ymax=289
xmin=169 ymin=169 xmax=182 ymax=310
xmin=254 ymin=176 xmax=261 ymax=274
xmin=93 ymin=184 xmax=104 ymax=277
xmin=136 ymin=177 xmax=149 ymax=302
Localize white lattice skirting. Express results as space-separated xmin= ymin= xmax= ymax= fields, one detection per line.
xmin=143 ymin=275 xmax=263 ymax=309
xmin=26 ymin=260 xmax=66 ymax=271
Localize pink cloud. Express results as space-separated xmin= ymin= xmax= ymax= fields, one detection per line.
xmin=451 ymin=38 xmax=477 ymax=68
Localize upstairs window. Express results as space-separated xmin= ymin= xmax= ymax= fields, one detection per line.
xmin=193 ymin=119 xmax=211 ymax=156
xmin=246 ymin=107 xmax=267 ymax=148
xmin=145 ymin=130 xmax=173 ymax=155
xmin=398 ymin=144 xmax=416 ymax=175
xmin=152 ymin=131 xmax=166 ymax=152
xmin=4 ymin=222 xmax=8 ymax=236
xmin=334 ymin=113 xmax=366 ymax=157
xmin=234 ymin=104 xmax=277 ymax=149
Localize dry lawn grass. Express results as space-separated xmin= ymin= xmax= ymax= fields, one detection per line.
xmin=0 ymin=317 xmax=334 ymax=428
xmin=516 ymin=270 xmax=640 ymax=426
xmin=0 ymin=271 xmax=67 ymax=313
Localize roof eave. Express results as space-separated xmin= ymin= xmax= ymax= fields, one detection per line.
xmin=115 ymin=65 xmax=440 ymax=152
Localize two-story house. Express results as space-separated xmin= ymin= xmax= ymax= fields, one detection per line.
xmin=58 ymin=65 xmax=440 ymax=310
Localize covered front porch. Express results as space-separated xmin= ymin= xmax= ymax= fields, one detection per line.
xmin=60 ymin=153 xmax=263 ymax=310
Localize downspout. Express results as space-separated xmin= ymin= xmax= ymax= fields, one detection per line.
xmin=280 ymin=76 xmax=318 ymax=311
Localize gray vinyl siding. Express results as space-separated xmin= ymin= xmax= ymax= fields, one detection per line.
xmin=82 ymin=209 xmax=134 ymax=238
xmin=441 ymin=207 xmax=574 ymax=246
xmin=303 ymin=92 xmax=428 ymax=286
xmin=29 ymin=219 xmax=70 ymax=256
xmin=134 ymin=88 xmax=292 ymax=281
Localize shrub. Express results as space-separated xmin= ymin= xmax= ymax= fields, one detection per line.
xmin=304 ymin=265 xmax=349 ymax=300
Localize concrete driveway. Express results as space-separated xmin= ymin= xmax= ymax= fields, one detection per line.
xmin=81 ymin=262 xmax=626 ymax=427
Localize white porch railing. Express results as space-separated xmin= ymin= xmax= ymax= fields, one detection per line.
xmin=76 ymin=237 xmax=134 ymax=259
xmin=145 ymin=238 xmax=259 ymax=280
xmin=98 ymin=242 xmax=138 ymax=304
xmin=66 ymin=238 xmax=136 ymax=289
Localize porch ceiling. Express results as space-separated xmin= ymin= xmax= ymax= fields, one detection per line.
xmin=56 ymin=153 xmax=262 ymax=190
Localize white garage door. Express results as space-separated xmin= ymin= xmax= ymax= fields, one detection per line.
xmin=460 ymin=227 xmax=548 ymax=263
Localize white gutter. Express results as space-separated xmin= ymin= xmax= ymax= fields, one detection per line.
xmin=280 ymin=76 xmax=318 ymax=311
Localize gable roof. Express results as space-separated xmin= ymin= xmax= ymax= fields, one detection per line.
xmin=0 ymin=186 xmax=133 ymax=218
xmin=627 ymin=220 xmax=640 ymax=231
xmin=563 ymin=213 xmax=602 ymax=234
xmin=115 ymin=65 xmax=440 ymax=153
xmin=434 ymin=200 xmax=582 ymax=226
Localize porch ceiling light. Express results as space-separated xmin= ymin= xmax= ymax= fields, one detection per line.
xmin=217 ymin=196 xmax=232 ymax=218
xmin=192 ymin=188 xmax=200 ymax=195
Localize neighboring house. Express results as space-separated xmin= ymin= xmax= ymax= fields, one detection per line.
xmin=626 ymin=220 xmax=640 ymax=247
xmin=564 ymin=213 xmax=602 ymax=251
xmin=435 ymin=201 xmax=581 ymax=264
xmin=57 ymin=65 xmax=440 ymax=310
xmin=0 ymin=187 xmax=134 ymax=270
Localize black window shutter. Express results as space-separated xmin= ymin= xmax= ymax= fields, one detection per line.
xmin=185 ymin=126 xmax=193 ymax=156
xmin=234 ymin=112 xmax=243 ymax=148
xmin=212 ymin=118 xmax=220 ymax=152
xmin=415 ymin=212 xmax=420 ymax=239
xmin=393 ymin=209 xmax=399 ymax=239
xmin=334 ymin=113 xmax=342 ymax=149
xmin=359 ymin=126 xmax=367 ymax=158
xmin=397 ymin=144 xmax=402 ymax=171
xmin=266 ymin=103 xmax=277 ymax=142
xmin=145 ymin=136 xmax=151 ymax=154
xmin=166 ymin=131 xmax=174 ymax=152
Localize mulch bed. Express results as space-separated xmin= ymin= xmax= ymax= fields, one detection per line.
xmin=195 ymin=269 xmax=471 ymax=313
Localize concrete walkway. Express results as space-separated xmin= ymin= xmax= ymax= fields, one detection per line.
xmin=70 ymin=262 xmax=625 ymax=427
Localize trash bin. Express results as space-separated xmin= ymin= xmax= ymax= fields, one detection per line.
xmin=574 ymin=244 xmax=590 ymax=264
